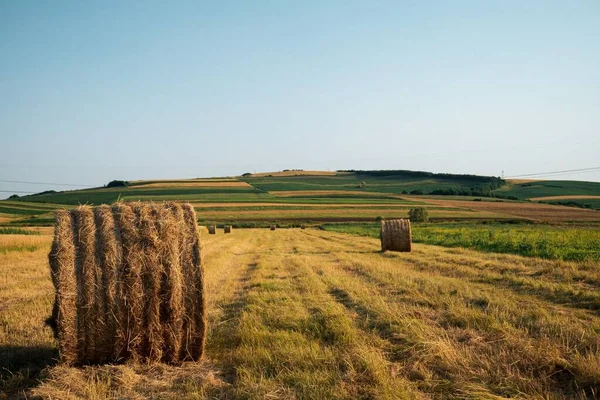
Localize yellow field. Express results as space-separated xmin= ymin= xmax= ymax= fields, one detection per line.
xmin=505 ymin=179 xmax=540 ymax=184
xmin=0 ymin=214 xmax=16 ymax=223
xmin=2 ymin=229 xmax=599 ymax=399
xmin=247 ymin=170 xmax=341 ymax=177
xmin=133 ymin=181 xmax=252 ymax=188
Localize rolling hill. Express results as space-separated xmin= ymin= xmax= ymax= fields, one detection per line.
xmin=1 ymin=170 xmax=599 ymax=226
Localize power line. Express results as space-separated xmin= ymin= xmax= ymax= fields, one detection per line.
xmin=0 ymin=179 xmax=93 ymax=187
xmin=505 ymin=166 xmax=600 ymax=178
xmin=0 ymin=189 xmax=36 ymax=194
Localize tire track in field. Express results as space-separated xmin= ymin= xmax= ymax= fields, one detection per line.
xmin=204 ymin=232 xmax=268 ymax=385
xmin=279 ymin=251 xmax=422 ymax=399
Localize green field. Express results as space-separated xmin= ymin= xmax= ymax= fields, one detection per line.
xmin=542 ymin=198 xmax=600 ymax=210
xmin=496 ymin=180 xmax=600 ymax=200
xmin=321 ymin=222 xmax=600 ymax=261
xmin=243 ymin=171 xmax=503 ymax=195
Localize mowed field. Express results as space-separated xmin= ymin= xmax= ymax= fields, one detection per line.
xmin=2 ymin=229 xmax=600 ymax=399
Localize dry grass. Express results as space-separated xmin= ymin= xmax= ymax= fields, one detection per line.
xmin=134 ymin=181 xmax=252 ymax=188
xmin=0 ymin=234 xmax=52 ymax=254
xmin=47 ymin=203 xmax=205 ymax=365
xmin=417 ymin=197 xmax=600 ymax=222
xmin=2 ymin=229 xmax=599 ymax=399
xmin=506 ymin=179 xmax=540 ymax=184
xmin=248 ymin=170 xmax=341 ymax=177
xmin=380 ymin=219 xmax=411 ymax=252
xmin=0 ymin=214 xmax=17 ymax=223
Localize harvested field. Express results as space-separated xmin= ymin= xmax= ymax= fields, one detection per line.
xmin=247 ymin=170 xmax=341 ymax=177
xmin=194 ymin=208 xmax=511 ymax=221
xmin=506 ymin=179 xmax=540 ymax=184
xmin=134 ymin=181 xmax=252 ymax=188
xmin=0 ymin=234 xmax=52 ymax=254
xmin=190 ymin=202 xmax=418 ymax=208
xmin=3 ymin=229 xmax=600 ymax=399
xmin=417 ymin=197 xmax=600 ymax=222
xmin=0 ymin=214 xmax=17 ymax=223
xmin=270 ymin=190 xmax=399 ymax=197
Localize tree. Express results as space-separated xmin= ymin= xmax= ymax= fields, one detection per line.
xmin=106 ymin=180 xmax=129 ymax=188
xmin=408 ymin=207 xmax=429 ymax=222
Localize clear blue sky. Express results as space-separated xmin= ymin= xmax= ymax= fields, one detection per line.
xmin=1 ymin=1 xmax=599 ymax=197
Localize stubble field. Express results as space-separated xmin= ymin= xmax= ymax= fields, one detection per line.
xmin=1 ymin=228 xmax=600 ymax=399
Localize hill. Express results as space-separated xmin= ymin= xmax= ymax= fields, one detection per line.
xmin=1 ymin=170 xmax=599 ymax=226
xmin=495 ymin=179 xmax=600 ymax=209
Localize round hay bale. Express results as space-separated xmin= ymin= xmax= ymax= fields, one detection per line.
xmin=47 ymin=202 xmax=206 ymax=365
xmin=223 ymin=225 xmax=232 ymax=234
xmin=380 ymin=219 xmax=412 ymax=252
xmin=300 ymin=224 xmax=306 ymax=229
xmin=270 ymin=225 xmax=276 ymax=231
xmin=207 ymin=225 xmax=216 ymax=234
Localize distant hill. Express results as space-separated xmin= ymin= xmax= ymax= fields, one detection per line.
xmin=496 ymin=180 xmax=600 ymax=209
xmin=1 ymin=170 xmax=599 ymax=226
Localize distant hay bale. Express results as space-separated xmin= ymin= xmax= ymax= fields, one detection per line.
xmin=47 ymin=202 xmax=206 ymax=365
xmin=380 ymin=219 xmax=412 ymax=252
xmin=223 ymin=225 xmax=232 ymax=233
xmin=300 ymin=224 xmax=306 ymax=229
xmin=270 ymin=225 xmax=276 ymax=231
xmin=208 ymin=225 xmax=216 ymax=234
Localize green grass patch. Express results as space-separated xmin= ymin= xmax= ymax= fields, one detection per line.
xmin=542 ymin=199 xmax=600 ymax=211
xmin=496 ymin=180 xmax=600 ymax=200
xmin=7 ymin=218 xmax=56 ymax=227
xmin=18 ymin=186 xmax=263 ymax=205
xmin=0 ymin=227 xmax=40 ymax=235
xmin=0 ymin=206 xmax=48 ymax=216
xmin=244 ymin=173 xmax=499 ymax=195
xmin=320 ymin=222 xmax=600 ymax=261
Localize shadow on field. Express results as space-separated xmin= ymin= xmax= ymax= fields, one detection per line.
xmin=0 ymin=344 xmax=57 ymax=399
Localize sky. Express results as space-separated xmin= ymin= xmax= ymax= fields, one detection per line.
xmin=1 ymin=1 xmax=599 ymax=197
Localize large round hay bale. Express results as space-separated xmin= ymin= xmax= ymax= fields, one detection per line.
xmin=208 ymin=225 xmax=216 ymax=234
xmin=270 ymin=225 xmax=276 ymax=231
xmin=47 ymin=202 xmax=206 ymax=365
xmin=224 ymin=225 xmax=232 ymax=233
xmin=380 ymin=219 xmax=412 ymax=252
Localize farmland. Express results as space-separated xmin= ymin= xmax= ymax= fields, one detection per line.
xmin=322 ymin=222 xmax=600 ymax=261
xmin=2 ymin=171 xmax=600 ymax=227
xmin=2 ymin=228 xmax=600 ymax=399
